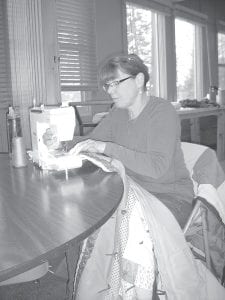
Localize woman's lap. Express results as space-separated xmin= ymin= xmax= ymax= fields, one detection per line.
xmin=152 ymin=192 xmax=193 ymax=229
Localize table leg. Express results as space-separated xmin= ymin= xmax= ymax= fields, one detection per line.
xmin=190 ymin=118 xmax=201 ymax=144
xmin=65 ymin=242 xmax=81 ymax=300
xmin=217 ymin=112 xmax=225 ymax=161
xmin=73 ymin=106 xmax=84 ymax=136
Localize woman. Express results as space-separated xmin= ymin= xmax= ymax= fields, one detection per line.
xmin=70 ymin=53 xmax=194 ymax=229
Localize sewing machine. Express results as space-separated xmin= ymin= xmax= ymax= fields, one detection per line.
xmin=29 ymin=106 xmax=76 ymax=168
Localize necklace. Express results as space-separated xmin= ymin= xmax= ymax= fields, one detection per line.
xmin=128 ymin=94 xmax=150 ymax=120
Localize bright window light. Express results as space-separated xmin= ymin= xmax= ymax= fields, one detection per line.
xmin=218 ymin=32 xmax=225 ymax=90
xmin=175 ymin=18 xmax=203 ymax=101
xmin=175 ymin=18 xmax=196 ymax=100
xmin=126 ymin=3 xmax=152 ymax=80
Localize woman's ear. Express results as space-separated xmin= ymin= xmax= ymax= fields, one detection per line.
xmin=135 ymin=72 xmax=145 ymax=89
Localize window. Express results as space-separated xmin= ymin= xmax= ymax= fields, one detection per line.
xmin=218 ymin=32 xmax=225 ymax=90
xmin=56 ymin=0 xmax=98 ymax=102
xmin=126 ymin=2 xmax=166 ymax=97
xmin=175 ymin=18 xmax=203 ymax=101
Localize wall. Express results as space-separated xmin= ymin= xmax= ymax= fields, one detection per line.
xmin=88 ymin=0 xmax=125 ymax=103
xmin=95 ymin=0 xmax=124 ymax=64
xmin=41 ymin=0 xmax=61 ymax=105
xmin=0 ymin=108 xmax=8 ymax=152
xmin=179 ymin=0 xmax=225 ymax=20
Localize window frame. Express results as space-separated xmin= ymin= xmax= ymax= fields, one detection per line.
xmin=124 ymin=0 xmax=168 ymax=99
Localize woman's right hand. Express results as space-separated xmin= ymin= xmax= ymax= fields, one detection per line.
xmin=69 ymin=139 xmax=106 ymax=155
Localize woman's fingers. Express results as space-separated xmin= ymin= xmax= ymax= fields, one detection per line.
xmin=69 ymin=139 xmax=106 ymax=155
xmin=69 ymin=139 xmax=91 ymax=155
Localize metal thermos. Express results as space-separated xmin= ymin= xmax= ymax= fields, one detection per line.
xmin=6 ymin=106 xmax=27 ymax=167
xmin=6 ymin=115 xmax=22 ymax=154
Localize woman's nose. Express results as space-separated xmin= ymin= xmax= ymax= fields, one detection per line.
xmin=107 ymin=85 xmax=116 ymax=95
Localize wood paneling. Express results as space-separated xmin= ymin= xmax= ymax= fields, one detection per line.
xmin=0 ymin=108 xmax=8 ymax=152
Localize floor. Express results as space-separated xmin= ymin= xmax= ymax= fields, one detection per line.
xmin=0 ymin=273 xmax=67 ymax=300
xmin=0 ymin=253 xmax=70 ymax=300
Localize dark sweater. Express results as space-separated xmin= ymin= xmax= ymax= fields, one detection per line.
xmin=90 ymin=97 xmax=194 ymax=227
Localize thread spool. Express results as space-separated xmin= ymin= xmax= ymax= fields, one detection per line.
xmin=217 ymin=89 xmax=225 ymax=106
xmin=12 ymin=137 xmax=27 ymax=168
xmin=209 ymin=86 xmax=218 ymax=104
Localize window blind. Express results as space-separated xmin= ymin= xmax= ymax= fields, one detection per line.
xmin=0 ymin=0 xmax=11 ymax=108
xmin=56 ymin=0 xmax=98 ymax=91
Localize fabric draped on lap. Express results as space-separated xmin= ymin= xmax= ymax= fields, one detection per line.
xmin=75 ymin=180 xmax=156 ymax=300
xmin=182 ymin=143 xmax=225 ymax=282
xmin=151 ymin=192 xmax=193 ymax=229
xmin=74 ymin=152 xmax=225 ymax=300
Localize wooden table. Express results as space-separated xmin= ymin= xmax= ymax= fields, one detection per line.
xmin=177 ymin=106 xmax=225 ymax=161
xmin=0 ymin=154 xmax=123 ymax=298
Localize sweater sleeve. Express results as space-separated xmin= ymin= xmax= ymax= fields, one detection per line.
xmin=89 ymin=109 xmax=114 ymax=142
xmin=65 ymin=109 xmax=114 ymax=150
xmin=104 ymin=103 xmax=179 ymax=179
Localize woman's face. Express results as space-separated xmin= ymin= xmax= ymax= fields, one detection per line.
xmin=105 ymin=69 xmax=139 ymax=109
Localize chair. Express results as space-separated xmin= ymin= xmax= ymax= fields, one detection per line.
xmin=181 ymin=142 xmax=225 ymax=284
xmin=69 ymin=100 xmax=113 ymax=135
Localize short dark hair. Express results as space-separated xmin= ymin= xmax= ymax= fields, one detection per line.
xmin=98 ymin=53 xmax=150 ymax=89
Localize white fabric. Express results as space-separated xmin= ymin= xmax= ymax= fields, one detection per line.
xmin=75 ymin=152 xmax=225 ymax=300
xmin=181 ymin=142 xmax=207 ymax=194
xmin=181 ymin=142 xmax=207 ymax=173
xmin=197 ymin=184 xmax=225 ymax=223
xmin=182 ymin=141 xmax=225 ymax=223
xmin=218 ymin=180 xmax=225 ymax=206
xmin=196 ymin=260 xmax=225 ymax=300
xmin=129 ymin=178 xmax=205 ymax=300
xmin=27 ymin=150 xmax=83 ymax=170
xmin=123 ymin=200 xmax=154 ymax=268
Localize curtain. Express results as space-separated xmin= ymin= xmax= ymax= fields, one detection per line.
xmin=6 ymin=0 xmax=46 ymax=148
xmin=0 ymin=0 xmax=11 ymax=108
xmin=0 ymin=0 xmax=11 ymax=151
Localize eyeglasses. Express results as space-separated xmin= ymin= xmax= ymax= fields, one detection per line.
xmin=103 ymin=76 xmax=133 ymax=92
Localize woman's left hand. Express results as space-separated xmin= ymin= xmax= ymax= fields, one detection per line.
xmin=69 ymin=139 xmax=106 ymax=155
